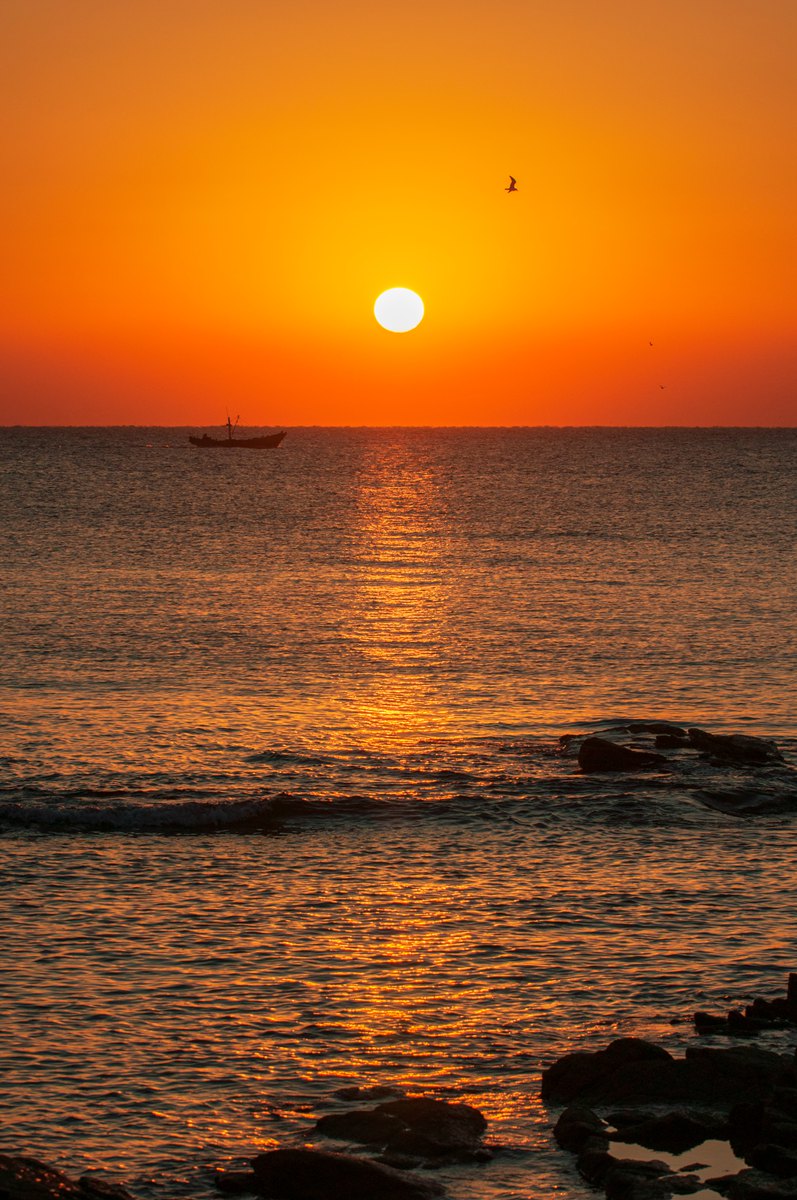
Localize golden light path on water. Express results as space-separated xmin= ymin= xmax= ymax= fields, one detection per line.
xmin=3 ymin=429 xmax=797 ymax=1200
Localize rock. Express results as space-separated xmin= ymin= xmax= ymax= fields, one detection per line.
xmin=687 ymin=729 xmax=784 ymax=764
xmin=577 ymin=738 xmax=668 ymax=773
xmin=314 ymin=1095 xmax=488 ymax=1164
xmin=602 ymin=1159 xmax=673 ymax=1200
xmin=543 ymin=1040 xmax=793 ymax=1109
xmin=655 ymin=734 xmax=692 ymax=749
xmin=613 ymin=1111 xmax=727 ymax=1153
xmin=725 ymin=1168 xmax=797 ymax=1199
xmin=761 ymin=1120 xmax=797 ymax=1151
xmin=685 ymin=1045 xmax=795 ymax=1102
xmin=542 ymin=1039 xmax=673 ymax=1103
xmin=747 ymin=998 xmax=797 ymax=1024
xmin=79 ymin=1182 xmax=136 ymax=1200
xmin=375 ymin=1098 xmax=487 ymax=1153
xmin=627 ymin=723 xmax=687 ymax=737
xmin=696 ymin=975 xmax=797 ymax=1038
xmin=695 ymin=1010 xmax=732 ymax=1032
xmin=746 ymin=1143 xmax=797 ymax=1178
xmin=315 ymin=1109 xmax=405 ymax=1145
xmin=0 ymin=1157 xmax=135 ymax=1200
xmin=215 ymin=1170 xmax=260 ymax=1194
xmin=577 ymin=1147 xmax=619 ymax=1186
xmin=250 ymin=1148 xmax=446 ymax=1199
xmin=554 ymin=1105 xmax=608 ymax=1151
xmin=768 ymin=1088 xmax=797 ymax=1124
xmin=729 ymin=1102 xmax=766 ymax=1151
xmin=668 ymin=1176 xmax=707 ymax=1195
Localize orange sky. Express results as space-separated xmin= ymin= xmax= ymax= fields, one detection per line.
xmin=1 ymin=0 xmax=795 ymax=425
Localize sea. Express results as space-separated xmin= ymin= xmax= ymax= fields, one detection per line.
xmin=1 ymin=426 xmax=796 ymax=1199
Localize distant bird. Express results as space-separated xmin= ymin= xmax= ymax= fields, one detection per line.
xmin=649 ymin=340 xmax=654 ymax=347
xmin=659 ymin=384 xmax=666 ymax=389
xmin=505 ymin=176 xmax=517 ymax=193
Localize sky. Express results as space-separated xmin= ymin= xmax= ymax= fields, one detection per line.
xmin=1 ymin=0 xmax=795 ymax=426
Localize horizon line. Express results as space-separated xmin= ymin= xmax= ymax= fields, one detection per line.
xmin=2 ymin=423 xmax=796 ymax=432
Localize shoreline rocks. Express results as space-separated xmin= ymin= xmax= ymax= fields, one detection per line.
xmin=560 ymin=722 xmax=787 ymax=775
xmin=0 ymin=1156 xmax=135 ymax=1200
xmin=695 ymin=975 xmax=797 ymax=1037
xmin=249 ymin=1148 xmax=446 ymax=1199
xmin=544 ymin=974 xmax=797 ymax=1200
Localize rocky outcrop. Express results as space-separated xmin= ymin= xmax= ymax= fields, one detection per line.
xmin=542 ymin=1039 xmax=795 ymax=1108
xmin=0 ymin=1156 xmax=134 ymax=1200
xmin=577 ymin=738 xmax=668 ymax=773
xmin=612 ymin=1111 xmax=727 ymax=1153
xmin=314 ymin=1096 xmax=490 ymax=1164
xmin=558 ymin=721 xmax=795 ymax=813
xmin=695 ymin=975 xmax=797 ymax=1036
xmin=546 ymin=983 xmax=797 ymax=1200
xmin=560 ymin=722 xmax=788 ymax=775
xmin=248 ymin=1148 xmax=446 ymax=1199
xmin=686 ymin=729 xmax=784 ymax=764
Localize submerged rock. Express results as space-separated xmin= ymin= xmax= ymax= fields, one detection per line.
xmin=687 ymin=729 xmax=784 ymax=764
xmin=249 ymin=1148 xmax=446 ymax=1199
xmin=694 ymin=974 xmax=797 ymax=1036
xmin=314 ymin=1096 xmax=489 ymax=1162
xmin=627 ymin=723 xmax=688 ymax=738
xmin=0 ymin=1156 xmax=134 ymax=1200
xmin=577 ymin=738 xmax=668 ymax=773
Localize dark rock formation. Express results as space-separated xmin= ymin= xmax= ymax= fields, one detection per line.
xmin=315 ymin=1109 xmax=405 ymax=1145
xmin=558 ymin=723 xmax=793 ymax=813
xmin=541 ymin=1038 xmax=674 ymax=1104
xmin=724 ymin=1168 xmax=797 ymax=1199
xmin=249 ymin=1148 xmax=446 ymax=1199
xmin=314 ymin=1096 xmax=489 ymax=1162
xmin=627 ymin=723 xmax=687 ymax=737
xmin=654 ymin=734 xmax=691 ymax=749
xmin=612 ymin=1111 xmax=727 ymax=1153
xmin=553 ymin=1104 xmax=609 ymax=1151
xmin=0 ymin=1156 xmax=134 ymax=1200
xmin=694 ymin=975 xmax=797 ymax=1036
xmin=746 ymin=1143 xmax=797 ymax=1179
xmin=686 ymin=729 xmax=784 ymax=764
xmin=215 ymin=1170 xmax=262 ymax=1194
xmin=547 ymin=988 xmax=797 ymax=1200
xmin=577 ymin=738 xmax=668 ymax=773
xmin=542 ymin=1039 xmax=794 ymax=1108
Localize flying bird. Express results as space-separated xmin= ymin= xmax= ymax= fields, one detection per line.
xmin=505 ymin=176 xmax=517 ymax=193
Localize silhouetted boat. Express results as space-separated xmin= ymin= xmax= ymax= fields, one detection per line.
xmin=189 ymin=417 xmax=286 ymax=449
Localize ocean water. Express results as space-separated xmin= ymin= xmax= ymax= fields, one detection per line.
xmin=1 ymin=426 xmax=796 ymax=1199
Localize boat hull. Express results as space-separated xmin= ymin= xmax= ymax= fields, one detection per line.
xmin=189 ymin=432 xmax=286 ymax=449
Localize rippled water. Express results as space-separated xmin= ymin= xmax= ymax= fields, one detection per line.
xmin=1 ymin=427 xmax=796 ymax=1198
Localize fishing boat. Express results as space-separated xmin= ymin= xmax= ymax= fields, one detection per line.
xmin=189 ymin=417 xmax=286 ymax=449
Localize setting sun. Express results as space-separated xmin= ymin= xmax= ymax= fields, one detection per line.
xmin=374 ymin=288 xmax=425 ymax=333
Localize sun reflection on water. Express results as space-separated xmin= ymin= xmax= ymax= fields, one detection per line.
xmin=340 ymin=439 xmax=459 ymax=746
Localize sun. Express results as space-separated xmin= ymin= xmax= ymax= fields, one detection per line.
xmin=374 ymin=288 xmax=424 ymax=333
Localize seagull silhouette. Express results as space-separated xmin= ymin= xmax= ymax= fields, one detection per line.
xmin=505 ymin=176 xmax=517 ymax=193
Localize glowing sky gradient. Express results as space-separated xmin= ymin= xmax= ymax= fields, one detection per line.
xmin=2 ymin=1 xmax=795 ymax=425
